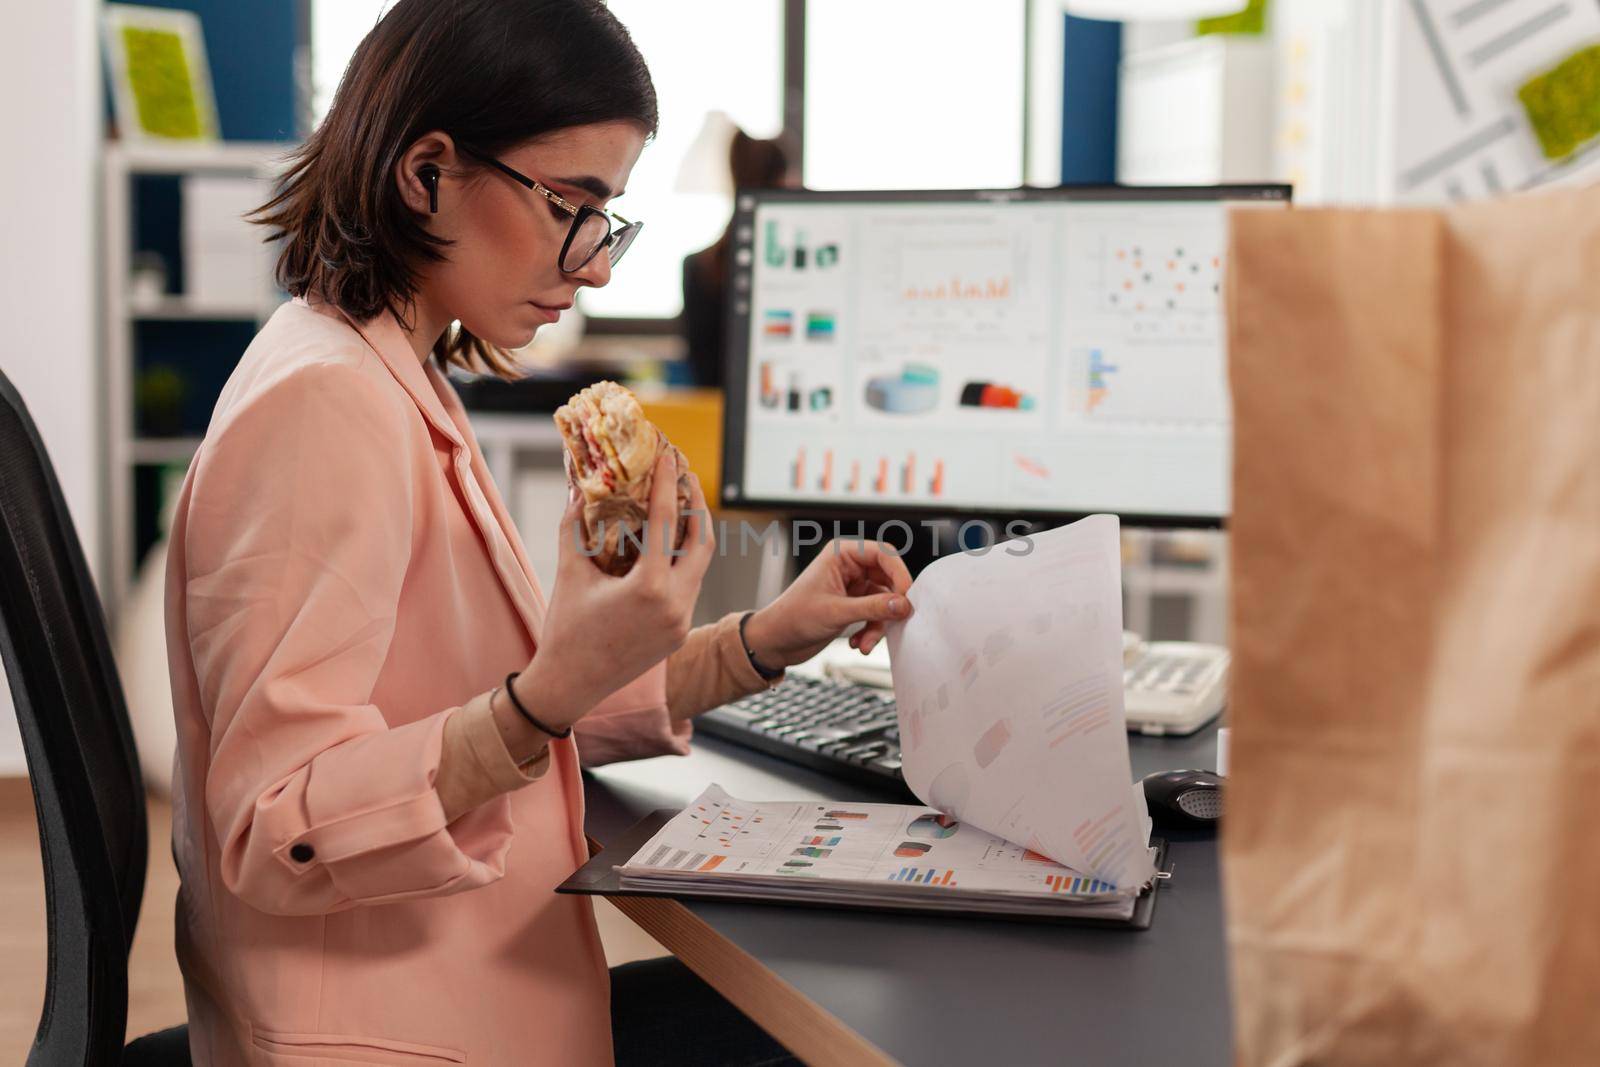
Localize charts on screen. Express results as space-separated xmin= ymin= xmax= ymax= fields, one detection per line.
xmin=732 ymin=193 xmax=1279 ymax=519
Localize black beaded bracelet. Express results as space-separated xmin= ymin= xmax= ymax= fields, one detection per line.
xmin=502 ymin=671 xmax=574 ymax=739
xmin=738 ymin=611 xmax=785 ymax=680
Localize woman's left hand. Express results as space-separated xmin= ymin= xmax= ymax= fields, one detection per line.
xmin=741 ymin=538 xmax=914 ymax=670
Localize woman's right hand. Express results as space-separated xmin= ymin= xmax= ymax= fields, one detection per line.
xmin=513 ymin=452 xmax=715 ymax=730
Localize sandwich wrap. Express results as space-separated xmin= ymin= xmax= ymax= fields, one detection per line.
xmin=554 ymin=381 xmax=693 ymax=576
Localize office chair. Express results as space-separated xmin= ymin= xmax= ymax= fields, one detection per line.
xmin=0 ymin=368 xmax=189 ymax=1065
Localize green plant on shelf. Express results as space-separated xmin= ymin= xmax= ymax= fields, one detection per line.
xmin=1197 ymin=0 xmax=1268 ymax=36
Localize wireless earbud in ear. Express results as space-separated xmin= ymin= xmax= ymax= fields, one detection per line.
xmin=419 ymin=164 xmax=441 ymax=214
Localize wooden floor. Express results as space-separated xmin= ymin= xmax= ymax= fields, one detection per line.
xmin=0 ymin=777 xmax=664 ymax=1060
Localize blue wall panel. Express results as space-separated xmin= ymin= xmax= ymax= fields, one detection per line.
xmin=1060 ymin=14 xmax=1122 ymax=184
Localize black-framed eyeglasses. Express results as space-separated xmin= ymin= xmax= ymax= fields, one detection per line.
xmin=459 ymin=145 xmax=642 ymax=273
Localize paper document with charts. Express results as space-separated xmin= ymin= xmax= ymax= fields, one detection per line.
xmin=616 ymin=516 xmax=1158 ymax=921
xmin=888 ymin=514 xmax=1154 ymax=890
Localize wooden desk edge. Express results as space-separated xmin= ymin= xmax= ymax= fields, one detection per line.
xmin=605 ymin=894 xmax=898 ymax=1067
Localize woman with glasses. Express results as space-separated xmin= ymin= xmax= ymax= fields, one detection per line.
xmin=164 ymin=2 xmax=911 ymax=1064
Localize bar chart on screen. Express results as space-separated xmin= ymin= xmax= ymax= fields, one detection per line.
xmin=1085 ymin=349 xmax=1117 ymax=415
xmin=900 ymin=273 xmax=1013 ymax=302
xmin=782 ymin=446 xmax=949 ymax=499
xmin=1065 ymin=343 xmax=1227 ymax=425
xmin=860 ymin=213 xmax=1050 ymax=346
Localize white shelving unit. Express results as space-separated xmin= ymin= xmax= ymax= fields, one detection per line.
xmin=102 ymin=140 xmax=296 ymax=623
xmin=1121 ymin=528 xmax=1229 ymax=646
xmin=127 ymin=296 xmax=264 ymax=322
xmin=1117 ymin=34 xmax=1276 ymax=185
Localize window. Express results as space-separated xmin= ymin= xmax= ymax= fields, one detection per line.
xmin=311 ymin=1 xmax=784 ymax=321
xmin=802 ymin=0 xmax=1026 ymax=190
xmin=310 ymin=1 xmax=1031 ymax=320
xmin=580 ymin=0 xmax=785 ymax=319
xmin=310 ymin=1 xmax=392 ymax=125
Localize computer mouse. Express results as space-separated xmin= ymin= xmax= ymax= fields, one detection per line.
xmin=1141 ymin=769 xmax=1223 ymax=829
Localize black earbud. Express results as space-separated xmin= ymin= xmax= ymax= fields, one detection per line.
xmin=419 ymin=163 xmax=440 ymax=214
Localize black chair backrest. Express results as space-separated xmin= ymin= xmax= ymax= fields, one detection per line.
xmin=0 ymin=368 xmax=149 ymax=1064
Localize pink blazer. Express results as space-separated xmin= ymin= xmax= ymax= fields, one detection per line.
xmin=165 ymin=298 xmax=693 ymax=1065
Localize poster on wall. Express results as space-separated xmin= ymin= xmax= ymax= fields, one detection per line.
xmin=102 ymin=4 xmax=220 ymax=143
xmin=1391 ymin=0 xmax=1600 ymax=201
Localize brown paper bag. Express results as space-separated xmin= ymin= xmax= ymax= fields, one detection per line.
xmin=1223 ymin=184 xmax=1600 ymax=1066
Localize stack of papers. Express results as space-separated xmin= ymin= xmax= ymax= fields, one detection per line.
xmin=620 ymin=785 xmax=1144 ymax=921
xmin=618 ymin=516 xmax=1157 ymax=918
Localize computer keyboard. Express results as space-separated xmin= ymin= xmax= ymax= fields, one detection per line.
xmin=697 ymin=643 xmax=1228 ymax=787
xmin=695 ymin=675 xmax=911 ymax=793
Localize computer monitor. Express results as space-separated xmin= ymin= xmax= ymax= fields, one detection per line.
xmin=719 ymin=184 xmax=1291 ymax=527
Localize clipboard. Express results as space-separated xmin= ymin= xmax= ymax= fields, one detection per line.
xmin=559 ymin=809 xmax=1172 ymax=930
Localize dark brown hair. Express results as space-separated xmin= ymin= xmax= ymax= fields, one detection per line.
xmin=252 ymin=0 xmax=658 ymax=377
